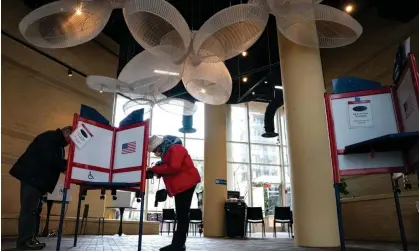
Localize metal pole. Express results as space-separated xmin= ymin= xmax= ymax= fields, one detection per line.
xmin=137 ymin=192 xmax=146 ymax=251
xmin=391 ymin=174 xmax=408 ymax=251
xmin=73 ymin=188 xmax=83 ymax=247
xmin=56 ymin=188 xmax=68 ymax=251
xmin=333 ymin=183 xmax=345 ymax=251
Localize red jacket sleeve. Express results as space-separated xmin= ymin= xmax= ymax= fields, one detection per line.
xmin=151 ymin=145 xmax=187 ymax=175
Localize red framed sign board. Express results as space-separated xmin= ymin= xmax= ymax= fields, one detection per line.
xmin=64 ymin=114 xmax=149 ymax=193
xmin=325 ymin=53 xmax=419 ymax=183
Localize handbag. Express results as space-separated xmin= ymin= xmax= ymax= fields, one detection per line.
xmin=154 ymin=178 xmax=168 ymax=207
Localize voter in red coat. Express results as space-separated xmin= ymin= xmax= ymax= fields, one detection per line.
xmin=148 ymin=135 xmax=201 ymax=251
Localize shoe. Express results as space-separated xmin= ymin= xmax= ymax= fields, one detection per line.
xmin=32 ymin=237 xmax=46 ymax=248
xmin=160 ymin=245 xmax=172 ymax=251
xmin=159 ymin=245 xmax=186 ymax=251
xmin=17 ymin=240 xmax=45 ymax=250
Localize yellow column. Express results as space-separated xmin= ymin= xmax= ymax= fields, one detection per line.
xmin=203 ymin=104 xmax=227 ymax=237
xmin=277 ymin=32 xmax=340 ymax=247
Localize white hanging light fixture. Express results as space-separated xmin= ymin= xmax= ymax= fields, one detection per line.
xmin=123 ymin=0 xmax=192 ymax=63
xmin=19 ymin=0 xmax=112 ymax=48
xmin=86 ymin=75 xmax=131 ymax=93
xmin=157 ymin=97 xmax=197 ymax=116
xmin=118 ymin=49 xmax=183 ymax=94
xmin=182 ymin=55 xmax=232 ymax=105
xmin=193 ymin=0 xmax=269 ymax=63
xmin=270 ymin=2 xmax=362 ymax=48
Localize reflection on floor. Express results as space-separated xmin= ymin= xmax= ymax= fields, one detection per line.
xmin=2 ymin=234 xmax=418 ymax=251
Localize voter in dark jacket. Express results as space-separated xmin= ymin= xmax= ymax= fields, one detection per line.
xmin=10 ymin=126 xmax=72 ymax=250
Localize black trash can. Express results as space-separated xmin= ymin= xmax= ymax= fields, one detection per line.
xmin=225 ymin=201 xmax=247 ymax=238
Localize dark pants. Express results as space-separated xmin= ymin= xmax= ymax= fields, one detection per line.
xmin=35 ymin=198 xmax=44 ymax=236
xmin=172 ymin=186 xmax=196 ymax=248
xmin=17 ymin=182 xmax=42 ymax=247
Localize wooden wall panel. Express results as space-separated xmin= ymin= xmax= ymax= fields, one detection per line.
xmin=1 ymin=0 xmax=117 ymax=233
xmin=342 ymin=192 xmax=419 ymax=242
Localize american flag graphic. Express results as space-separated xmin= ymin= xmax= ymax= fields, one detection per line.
xmin=122 ymin=141 xmax=136 ymax=154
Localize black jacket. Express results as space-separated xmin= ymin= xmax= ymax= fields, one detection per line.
xmin=9 ymin=129 xmax=67 ymax=193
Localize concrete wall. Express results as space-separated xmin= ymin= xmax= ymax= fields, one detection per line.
xmin=320 ymin=8 xmax=419 ymax=243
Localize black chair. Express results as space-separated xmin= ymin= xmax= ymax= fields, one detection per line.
xmin=79 ymin=204 xmax=104 ymax=236
xmin=273 ymin=207 xmax=293 ymax=238
xmin=245 ymin=207 xmax=266 ymax=238
xmin=189 ymin=209 xmax=203 ymax=236
xmin=160 ymin=209 xmax=176 ymax=235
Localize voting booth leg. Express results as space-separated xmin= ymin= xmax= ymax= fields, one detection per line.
xmin=334 ymin=184 xmax=345 ymax=251
xmin=391 ymin=175 xmax=408 ymax=251
xmin=56 ymin=189 xmax=67 ymax=251
xmin=73 ymin=189 xmax=83 ymax=247
xmin=137 ymin=193 xmax=146 ymax=251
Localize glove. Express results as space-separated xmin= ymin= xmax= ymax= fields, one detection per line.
xmin=146 ymin=168 xmax=154 ymax=180
xmin=154 ymin=161 xmax=162 ymax=166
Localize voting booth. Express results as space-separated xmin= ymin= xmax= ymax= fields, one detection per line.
xmin=325 ymin=53 xmax=419 ymax=251
xmin=56 ymin=113 xmax=149 ymax=251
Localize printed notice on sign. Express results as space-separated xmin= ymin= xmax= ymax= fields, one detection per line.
xmin=348 ymin=100 xmax=373 ymax=128
xmin=70 ymin=123 xmax=93 ymax=149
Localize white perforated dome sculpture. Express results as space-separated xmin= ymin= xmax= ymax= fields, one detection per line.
xmin=123 ymin=0 xmax=192 ymax=63
xmin=267 ymin=0 xmax=323 ymax=16
xmin=118 ymin=50 xmax=183 ymax=94
xmin=182 ymin=56 xmax=232 ymax=105
xmin=193 ymin=0 xmax=269 ymax=63
xmin=122 ymin=93 xmax=165 ymax=115
xmin=272 ymin=3 xmax=362 ymax=48
xmin=86 ymin=76 xmax=132 ymax=93
xmin=157 ymin=97 xmax=197 ymax=116
xmin=109 ymin=0 xmax=128 ymax=9
xmin=19 ymin=0 xmax=112 ymax=48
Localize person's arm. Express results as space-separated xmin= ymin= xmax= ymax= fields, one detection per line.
xmin=151 ymin=145 xmax=187 ymax=175
xmin=35 ymin=132 xmax=67 ymax=172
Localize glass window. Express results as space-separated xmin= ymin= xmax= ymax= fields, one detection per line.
xmin=248 ymin=102 xmax=279 ymax=145
xmin=251 ymin=144 xmax=280 ymax=165
xmin=251 ymin=164 xmax=281 ymax=184
xmin=152 ymin=105 xmax=183 ymax=137
xmin=227 ymin=104 xmax=248 ymax=142
xmin=191 ymin=160 xmax=204 ymax=208
xmin=228 ymin=163 xmax=250 ymax=203
xmin=280 ymin=113 xmax=287 ymax=146
xmin=227 ymin=142 xmax=250 ymax=163
xmin=185 ymin=102 xmax=205 ymax=139
xmin=282 ymin=146 xmax=289 ymax=166
xmin=184 ymin=139 xmax=204 ymax=160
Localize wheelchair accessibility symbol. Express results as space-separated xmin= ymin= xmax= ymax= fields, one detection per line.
xmin=88 ymin=171 xmax=94 ymax=180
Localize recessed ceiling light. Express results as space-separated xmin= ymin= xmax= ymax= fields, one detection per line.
xmin=344 ymin=4 xmax=354 ymax=13
xmin=264 ymin=80 xmax=268 ymax=84
xmin=242 ymin=77 xmax=248 ymax=83
xmin=200 ymin=88 xmax=206 ymax=94
xmin=241 ymin=51 xmax=248 ymax=57
xmin=75 ymin=8 xmax=83 ymax=15
xmin=252 ymin=92 xmax=255 ymax=95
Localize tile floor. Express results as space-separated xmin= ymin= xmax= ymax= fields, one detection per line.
xmin=2 ymin=234 xmax=418 ymax=251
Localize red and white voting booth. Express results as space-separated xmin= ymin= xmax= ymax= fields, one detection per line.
xmin=325 ymin=54 xmax=419 ymax=251
xmin=56 ymin=114 xmax=149 ymax=251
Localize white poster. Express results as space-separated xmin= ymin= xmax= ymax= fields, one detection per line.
xmin=70 ymin=123 xmax=93 ymax=149
xmin=348 ymin=100 xmax=373 ymax=128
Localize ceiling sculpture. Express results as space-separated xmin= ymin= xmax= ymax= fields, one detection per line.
xmin=20 ymin=0 xmax=363 ymax=115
